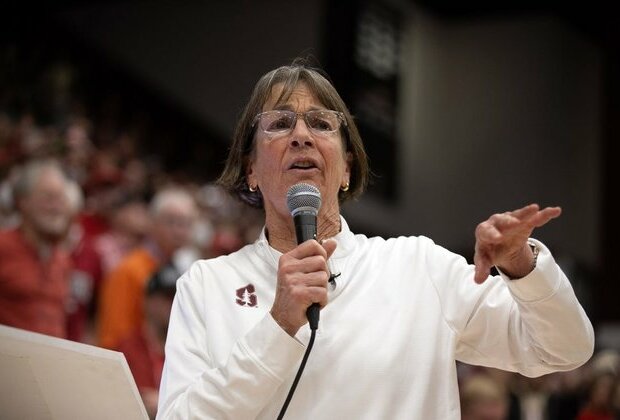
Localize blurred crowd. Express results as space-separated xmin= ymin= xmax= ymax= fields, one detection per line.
xmin=458 ymin=350 xmax=620 ymax=420
xmin=1 ymin=53 xmax=619 ymax=420
xmin=0 ymin=107 xmax=262 ymax=418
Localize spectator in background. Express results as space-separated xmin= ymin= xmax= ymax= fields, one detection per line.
xmin=117 ymin=263 xmax=181 ymax=420
xmin=510 ymin=373 xmax=555 ymax=419
xmin=460 ymin=373 xmax=509 ymax=420
xmin=576 ymin=372 xmax=618 ymax=420
xmin=208 ymin=223 xmax=244 ymax=258
xmin=0 ymin=159 xmax=74 ymax=338
xmin=576 ymin=349 xmax=620 ymax=420
xmin=95 ymin=199 xmax=151 ymax=277
xmin=61 ymin=116 xmax=95 ymax=188
xmin=96 ymin=187 xmax=198 ymax=349
xmin=545 ymin=366 xmax=589 ymax=420
xmin=193 ymin=182 xmax=260 ymax=259
xmin=78 ymin=151 xmax=124 ymax=240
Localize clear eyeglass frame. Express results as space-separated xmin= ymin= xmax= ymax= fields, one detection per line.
xmin=252 ymin=109 xmax=347 ymax=138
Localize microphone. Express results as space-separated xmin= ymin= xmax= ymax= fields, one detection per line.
xmin=286 ymin=183 xmax=322 ymax=330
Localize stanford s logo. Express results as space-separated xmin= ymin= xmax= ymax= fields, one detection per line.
xmin=236 ymin=284 xmax=258 ymax=307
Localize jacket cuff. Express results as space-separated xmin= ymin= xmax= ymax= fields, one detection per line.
xmin=497 ymin=239 xmax=563 ymax=303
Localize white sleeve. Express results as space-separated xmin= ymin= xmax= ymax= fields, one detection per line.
xmin=156 ymin=271 xmax=305 ymax=420
xmin=433 ymin=239 xmax=594 ymax=377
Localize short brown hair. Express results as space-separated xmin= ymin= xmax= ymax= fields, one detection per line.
xmin=217 ymin=58 xmax=369 ymax=208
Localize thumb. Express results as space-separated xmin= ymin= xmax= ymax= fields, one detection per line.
xmin=321 ymin=238 xmax=338 ymax=259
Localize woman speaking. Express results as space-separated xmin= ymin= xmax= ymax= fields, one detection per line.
xmin=156 ymin=59 xmax=594 ymax=419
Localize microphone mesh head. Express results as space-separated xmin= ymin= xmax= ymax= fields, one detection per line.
xmin=286 ymin=183 xmax=321 ymax=216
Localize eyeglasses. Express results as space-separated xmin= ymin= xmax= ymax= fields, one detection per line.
xmin=253 ymin=109 xmax=347 ymax=137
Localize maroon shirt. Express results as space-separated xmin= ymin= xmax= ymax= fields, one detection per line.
xmin=0 ymin=228 xmax=72 ymax=338
xmin=66 ymin=229 xmax=103 ymax=343
xmin=116 ymin=327 xmax=165 ymax=391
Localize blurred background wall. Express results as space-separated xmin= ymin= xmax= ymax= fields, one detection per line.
xmin=3 ymin=0 xmax=618 ymax=329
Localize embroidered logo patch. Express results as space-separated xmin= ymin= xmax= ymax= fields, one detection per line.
xmin=236 ymin=284 xmax=258 ymax=307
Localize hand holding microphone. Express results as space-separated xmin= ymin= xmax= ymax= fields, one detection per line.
xmin=269 ymin=183 xmax=336 ymax=335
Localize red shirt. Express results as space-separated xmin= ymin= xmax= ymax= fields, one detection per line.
xmin=576 ymin=409 xmax=615 ymax=420
xmin=78 ymin=212 xmax=109 ymax=238
xmin=66 ymin=227 xmax=103 ymax=343
xmin=0 ymin=228 xmax=72 ymax=338
xmin=116 ymin=327 xmax=165 ymax=391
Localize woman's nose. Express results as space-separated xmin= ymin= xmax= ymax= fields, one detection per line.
xmin=289 ymin=116 xmax=315 ymax=148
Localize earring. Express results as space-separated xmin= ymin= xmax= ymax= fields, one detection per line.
xmin=249 ymin=184 xmax=257 ymax=192
xmin=341 ymin=182 xmax=350 ymax=192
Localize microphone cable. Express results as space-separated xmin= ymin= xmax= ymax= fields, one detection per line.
xmin=276 ymin=307 xmax=319 ymax=420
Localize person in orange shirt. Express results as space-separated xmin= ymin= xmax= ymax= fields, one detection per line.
xmin=96 ymin=186 xmax=198 ymax=349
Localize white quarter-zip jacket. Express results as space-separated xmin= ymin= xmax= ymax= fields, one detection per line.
xmin=157 ymin=217 xmax=594 ymax=419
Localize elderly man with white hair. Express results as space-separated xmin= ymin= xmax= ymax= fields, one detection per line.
xmin=0 ymin=158 xmax=76 ymax=338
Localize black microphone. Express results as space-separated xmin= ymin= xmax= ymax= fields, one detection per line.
xmin=286 ymin=183 xmax=322 ymax=330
